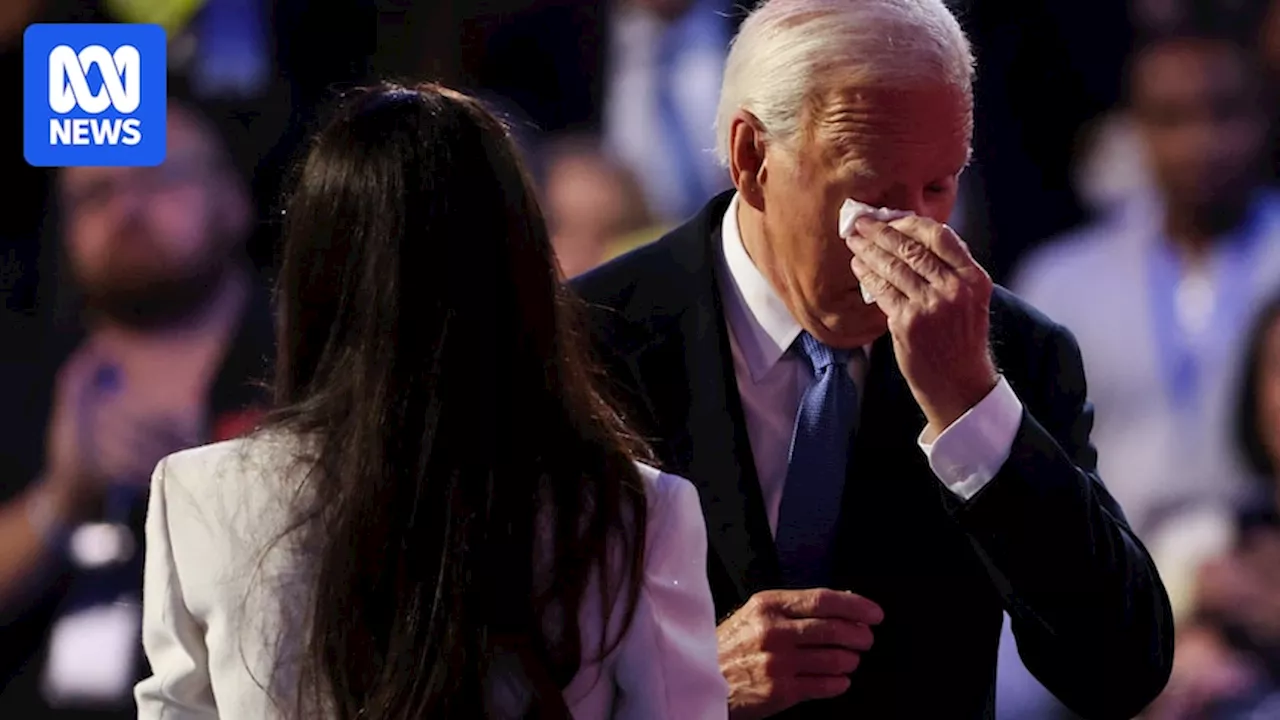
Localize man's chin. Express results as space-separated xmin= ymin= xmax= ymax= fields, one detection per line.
xmin=830 ymin=286 xmax=881 ymax=316
xmin=82 ymin=272 xmax=225 ymax=330
xmin=812 ymin=294 xmax=888 ymax=348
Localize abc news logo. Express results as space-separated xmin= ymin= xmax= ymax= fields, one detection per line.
xmin=24 ymin=24 xmax=166 ymax=167
xmin=48 ymin=44 xmax=143 ymax=147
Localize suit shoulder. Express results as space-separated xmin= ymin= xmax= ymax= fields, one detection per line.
xmin=573 ymin=228 xmax=695 ymax=308
xmin=989 ymin=286 xmax=1089 ymax=410
xmin=991 ymin=286 xmax=1079 ymax=354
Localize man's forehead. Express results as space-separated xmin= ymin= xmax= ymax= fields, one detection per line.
xmin=815 ymin=84 xmax=971 ymax=132
xmin=808 ymin=85 xmax=972 ymax=172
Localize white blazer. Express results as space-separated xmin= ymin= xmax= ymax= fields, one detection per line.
xmin=134 ymin=434 xmax=728 ymax=719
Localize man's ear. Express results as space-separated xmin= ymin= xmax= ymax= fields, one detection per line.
xmin=728 ymin=109 xmax=769 ymax=211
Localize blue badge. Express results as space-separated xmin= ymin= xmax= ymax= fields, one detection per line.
xmin=23 ymin=24 xmax=167 ymax=168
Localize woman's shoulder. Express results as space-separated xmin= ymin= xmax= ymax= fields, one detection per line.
xmin=153 ymin=430 xmax=309 ymax=543
xmin=633 ymin=461 xmax=695 ymax=500
xmin=630 ymin=462 xmax=704 ymax=535
xmin=160 ymin=430 xmax=301 ymax=494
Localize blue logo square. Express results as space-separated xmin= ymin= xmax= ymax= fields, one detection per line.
xmin=24 ymin=24 xmax=167 ymax=167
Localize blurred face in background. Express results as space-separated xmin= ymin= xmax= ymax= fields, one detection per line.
xmin=544 ymin=148 xmax=650 ymax=279
xmin=59 ymin=106 xmax=250 ymax=326
xmin=1131 ymin=38 xmax=1267 ymax=223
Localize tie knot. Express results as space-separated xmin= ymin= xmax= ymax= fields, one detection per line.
xmin=795 ymin=331 xmax=854 ymax=372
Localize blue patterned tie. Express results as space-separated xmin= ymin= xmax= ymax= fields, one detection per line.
xmin=775 ymin=332 xmax=860 ymax=588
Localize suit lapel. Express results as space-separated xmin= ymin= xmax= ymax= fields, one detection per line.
xmin=681 ymin=268 xmax=780 ymax=599
xmin=629 ymin=215 xmax=779 ymax=603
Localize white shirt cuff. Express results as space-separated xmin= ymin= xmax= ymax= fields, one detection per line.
xmin=916 ymin=376 xmax=1023 ymax=501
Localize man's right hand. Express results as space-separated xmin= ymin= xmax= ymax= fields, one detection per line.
xmin=717 ymin=588 xmax=884 ymax=720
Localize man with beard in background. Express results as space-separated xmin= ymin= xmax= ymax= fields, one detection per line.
xmin=0 ymin=93 xmax=274 ymax=720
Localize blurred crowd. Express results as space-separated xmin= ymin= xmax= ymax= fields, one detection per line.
xmin=6 ymin=0 xmax=1280 ymax=718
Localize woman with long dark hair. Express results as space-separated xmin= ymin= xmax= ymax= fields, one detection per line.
xmin=133 ymin=83 xmax=727 ymax=719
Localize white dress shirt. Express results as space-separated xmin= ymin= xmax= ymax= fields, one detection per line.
xmin=716 ymin=194 xmax=1024 ymax=535
xmin=134 ymin=435 xmax=728 ymax=719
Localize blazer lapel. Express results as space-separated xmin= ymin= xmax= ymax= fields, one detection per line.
xmin=680 ymin=271 xmax=780 ymax=600
xmin=630 ymin=215 xmax=780 ymax=603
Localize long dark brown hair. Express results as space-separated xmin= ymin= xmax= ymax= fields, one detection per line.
xmin=267 ymin=82 xmax=649 ymax=719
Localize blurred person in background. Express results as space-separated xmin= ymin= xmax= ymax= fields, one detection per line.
xmin=541 ymin=135 xmax=657 ymax=279
xmin=576 ymin=0 xmax=1173 ymax=717
xmin=1007 ymin=22 xmax=1280 ymax=719
xmin=12 ymin=0 xmax=378 ymax=274
xmin=1069 ymin=0 xmax=1269 ymax=226
xmin=134 ymin=82 xmax=727 ymax=720
xmin=1147 ymin=294 xmax=1280 ymax=719
xmin=479 ymin=0 xmax=735 ymax=223
xmin=599 ymin=0 xmax=733 ymax=221
xmin=1013 ymin=22 xmax=1280 ymax=590
xmin=0 ymin=95 xmax=274 ymax=719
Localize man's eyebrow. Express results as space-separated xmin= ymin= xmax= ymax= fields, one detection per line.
xmin=831 ymin=146 xmax=878 ymax=180
xmin=843 ymin=159 xmax=879 ymax=181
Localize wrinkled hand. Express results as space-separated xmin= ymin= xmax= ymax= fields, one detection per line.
xmin=847 ymin=215 xmax=997 ymax=436
xmin=717 ymin=588 xmax=883 ymax=720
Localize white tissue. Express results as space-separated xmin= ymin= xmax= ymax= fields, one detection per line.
xmin=838 ymin=199 xmax=912 ymax=303
xmin=838 ymin=198 xmax=912 ymax=239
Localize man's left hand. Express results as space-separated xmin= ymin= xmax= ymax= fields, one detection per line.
xmin=847 ymin=215 xmax=997 ymax=437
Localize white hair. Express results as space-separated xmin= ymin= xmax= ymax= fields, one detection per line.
xmin=714 ymin=0 xmax=975 ymax=166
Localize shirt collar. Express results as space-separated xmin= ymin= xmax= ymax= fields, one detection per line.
xmin=719 ymin=193 xmax=804 ymax=382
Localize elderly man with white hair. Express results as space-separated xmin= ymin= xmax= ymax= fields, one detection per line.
xmin=574 ymin=0 xmax=1174 ymax=717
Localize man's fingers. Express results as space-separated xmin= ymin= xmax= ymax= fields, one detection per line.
xmin=849 ymin=257 xmax=908 ymax=312
xmin=763 ymin=588 xmax=885 ymax=625
xmin=788 ymin=674 xmax=852 ymax=701
xmin=783 ymin=617 xmax=876 ymax=651
xmin=852 ymin=217 xmax=955 ymax=288
xmin=883 ymin=214 xmax=976 ymax=271
xmin=793 ymin=647 xmax=863 ymax=676
xmin=846 ymin=232 xmax=930 ymax=299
